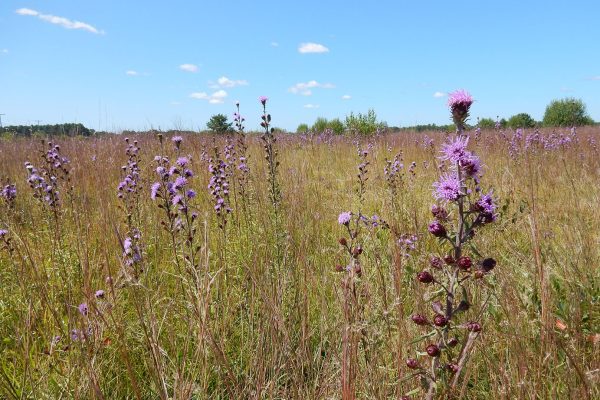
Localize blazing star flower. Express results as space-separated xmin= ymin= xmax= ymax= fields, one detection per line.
xmin=150 ymin=182 xmax=161 ymax=200
xmin=475 ymin=191 xmax=496 ymax=214
xmin=186 ymin=189 xmax=196 ymax=199
xmin=0 ymin=229 xmax=8 ymax=237
xmin=440 ymin=136 xmax=470 ymax=162
xmin=259 ymin=96 xmax=268 ymax=105
xmin=433 ymin=173 xmax=462 ymax=202
xmin=95 ymin=290 xmax=105 ymax=299
xmin=447 ymin=90 xmax=473 ymax=112
xmin=461 ymin=152 xmax=482 ymax=177
xmin=338 ymin=211 xmax=352 ymax=225
xmin=176 ymin=157 xmax=189 ymax=167
xmin=173 ymin=176 xmax=187 ymax=190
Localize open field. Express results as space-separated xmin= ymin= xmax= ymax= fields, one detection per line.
xmin=0 ymin=126 xmax=598 ymax=399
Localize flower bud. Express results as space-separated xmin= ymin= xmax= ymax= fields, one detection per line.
xmin=467 ymin=321 xmax=482 ymax=332
xmin=428 ymin=221 xmax=447 ymax=237
xmin=416 ymin=271 xmax=434 ymax=284
xmin=447 ymin=337 xmax=459 ymax=347
xmin=429 ymin=256 xmax=444 ymax=270
xmin=338 ymin=237 xmax=347 ymax=247
xmin=426 ymin=344 xmax=440 ymax=357
xmin=433 ymin=314 xmax=448 ymax=327
xmin=444 ymin=255 xmax=455 ymax=265
xmin=481 ymin=257 xmax=496 ymax=272
xmin=411 ymin=314 xmax=428 ymax=325
xmin=335 ymin=264 xmax=344 ymax=272
xmin=406 ymin=358 xmax=419 ymax=369
xmin=457 ymin=256 xmax=472 ymax=270
xmin=431 ymin=204 xmax=449 ymax=221
xmin=447 ymin=363 xmax=459 ymax=373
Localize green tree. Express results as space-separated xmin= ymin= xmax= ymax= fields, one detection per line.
xmin=344 ymin=109 xmax=386 ymax=135
xmin=327 ymin=118 xmax=345 ymax=135
xmin=542 ymin=98 xmax=594 ymax=127
xmin=478 ymin=118 xmax=496 ymax=129
xmin=312 ymin=117 xmax=329 ymax=133
xmin=296 ymin=123 xmax=309 ymax=133
xmin=206 ymin=114 xmax=233 ymax=133
xmin=507 ymin=113 xmax=536 ymax=129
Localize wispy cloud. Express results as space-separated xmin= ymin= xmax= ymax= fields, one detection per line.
xmin=587 ymin=76 xmax=600 ymax=81
xmin=303 ymin=104 xmax=320 ymax=109
xmin=210 ymin=76 xmax=248 ymax=89
xmin=126 ymin=70 xmax=138 ymax=76
xmin=341 ymin=94 xmax=351 ymax=100
xmin=189 ymin=89 xmax=227 ymax=104
xmin=298 ymin=42 xmax=329 ymax=54
xmin=289 ymin=80 xmax=335 ymax=96
xmin=270 ymin=41 xmax=279 ymax=47
xmin=179 ymin=64 xmax=199 ymax=73
xmin=433 ymin=91 xmax=446 ymax=98
xmin=1 ymin=49 xmax=8 ymax=55
xmin=15 ymin=8 xmax=104 ymax=34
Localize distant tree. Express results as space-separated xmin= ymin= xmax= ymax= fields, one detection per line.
xmin=507 ymin=113 xmax=536 ymax=129
xmin=543 ymin=98 xmax=594 ymax=127
xmin=345 ymin=109 xmax=386 ymax=135
xmin=312 ymin=117 xmax=329 ymax=133
xmin=478 ymin=118 xmax=496 ymax=129
xmin=327 ymin=118 xmax=345 ymax=135
xmin=206 ymin=114 xmax=233 ymax=133
xmin=296 ymin=123 xmax=309 ymax=133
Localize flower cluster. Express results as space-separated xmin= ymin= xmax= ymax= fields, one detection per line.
xmin=0 ymin=182 xmax=16 ymax=207
xmin=24 ymin=142 xmax=70 ymax=211
xmin=447 ymin=89 xmax=473 ymax=129
xmin=117 ymin=138 xmax=142 ymax=200
xmin=208 ymin=148 xmax=232 ymax=225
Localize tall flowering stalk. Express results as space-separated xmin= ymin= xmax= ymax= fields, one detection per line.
xmin=233 ymin=102 xmax=251 ymax=207
xmin=259 ymin=96 xmax=282 ymax=210
xmin=405 ymin=91 xmax=498 ymax=399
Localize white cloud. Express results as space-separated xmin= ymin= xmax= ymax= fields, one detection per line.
xmin=341 ymin=94 xmax=351 ymax=100
xmin=588 ymin=76 xmax=600 ymax=81
xmin=298 ymin=42 xmax=329 ymax=54
xmin=1 ymin=49 xmax=8 ymax=54
xmin=433 ymin=91 xmax=446 ymax=98
xmin=303 ymin=104 xmax=319 ymax=109
xmin=210 ymin=76 xmax=248 ymax=88
xmin=189 ymin=89 xmax=227 ymax=104
xmin=289 ymin=80 xmax=335 ymax=96
xmin=16 ymin=8 xmax=104 ymax=34
xmin=126 ymin=70 xmax=138 ymax=76
xmin=270 ymin=41 xmax=279 ymax=47
xmin=179 ymin=64 xmax=199 ymax=73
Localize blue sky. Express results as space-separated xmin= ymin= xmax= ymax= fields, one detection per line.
xmin=1 ymin=1 xmax=599 ymax=132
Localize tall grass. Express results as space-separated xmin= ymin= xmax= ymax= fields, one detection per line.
xmin=0 ymin=125 xmax=598 ymax=399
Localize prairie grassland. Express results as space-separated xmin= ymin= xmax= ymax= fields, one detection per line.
xmin=0 ymin=127 xmax=598 ymax=399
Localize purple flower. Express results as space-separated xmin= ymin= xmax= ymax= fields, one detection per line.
xmin=123 ymin=237 xmax=132 ymax=254
xmin=78 ymin=303 xmax=88 ymax=317
xmin=174 ymin=176 xmax=187 ymax=190
xmin=447 ymin=90 xmax=473 ymax=112
xmin=428 ymin=221 xmax=447 ymax=237
xmin=259 ymin=96 xmax=268 ymax=105
xmin=172 ymin=136 xmax=183 ymax=146
xmin=440 ymin=136 xmax=470 ymax=162
xmin=176 ymin=157 xmax=189 ymax=167
xmin=70 ymin=329 xmax=80 ymax=341
xmin=186 ymin=189 xmax=196 ymax=199
xmin=0 ymin=229 xmax=7 ymax=237
xmin=150 ymin=182 xmax=161 ymax=200
xmin=172 ymin=195 xmax=183 ymax=206
xmin=461 ymin=152 xmax=482 ymax=177
xmin=475 ymin=191 xmax=496 ymax=214
xmin=338 ymin=211 xmax=352 ymax=225
xmin=95 ymin=290 xmax=105 ymax=299
xmin=433 ymin=173 xmax=462 ymax=202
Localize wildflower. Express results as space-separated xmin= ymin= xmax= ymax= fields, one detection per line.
xmin=259 ymin=96 xmax=268 ymax=105
xmin=172 ymin=136 xmax=183 ymax=147
xmin=338 ymin=211 xmax=352 ymax=226
xmin=176 ymin=156 xmax=189 ymax=167
xmin=70 ymin=329 xmax=80 ymax=341
xmin=186 ymin=189 xmax=196 ymax=199
xmin=433 ymin=173 xmax=462 ymax=202
xmin=440 ymin=136 xmax=469 ymax=162
xmin=429 ymin=256 xmax=444 ymax=269
xmin=467 ymin=321 xmax=482 ymax=332
xmin=78 ymin=303 xmax=88 ymax=317
xmin=447 ymin=89 xmax=473 ymax=124
xmin=173 ymin=176 xmax=187 ymax=190
xmin=431 ymin=204 xmax=449 ymax=221
xmin=95 ymin=290 xmax=105 ymax=299
xmin=0 ymin=229 xmax=7 ymax=238
xmin=406 ymin=358 xmax=419 ymax=369
xmin=457 ymin=256 xmax=472 ymax=270
xmin=447 ymin=363 xmax=459 ymax=373
xmin=433 ymin=314 xmax=448 ymax=327
xmin=448 ymin=337 xmax=459 ymax=347
xmin=150 ymin=182 xmax=161 ymax=200
xmin=461 ymin=152 xmax=482 ymax=177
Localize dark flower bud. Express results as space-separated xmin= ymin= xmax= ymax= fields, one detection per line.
xmin=429 ymin=256 xmax=444 ymax=270
xmin=433 ymin=314 xmax=448 ymax=327
xmin=474 ymin=270 xmax=485 ymax=279
xmin=481 ymin=258 xmax=496 ymax=272
xmin=447 ymin=337 xmax=459 ymax=347
xmin=426 ymin=344 xmax=440 ymax=357
xmin=406 ymin=358 xmax=419 ymax=369
xmin=352 ymin=246 xmax=363 ymax=257
xmin=417 ymin=271 xmax=434 ymax=284
xmin=411 ymin=314 xmax=428 ymax=325
xmin=354 ymin=264 xmax=362 ymax=277
xmin=335 ymin=264 xmax=344 ymax=272
xmin=467 ymin=321 xmax=482 ymax=332
xmin=431 ymin=204 xmax=449 ymax=221
xmin=339 ymin=237 xmax=348 ymax=247
xmin=447 ymin=363 xmax=459 ymax=373
xmin=444 ymin=255 xmax=455 ymax=265
xmin=457 ymin=256 xmax=472 ymax=270
xmin=428 ymin=221 xmax=447 ymax=237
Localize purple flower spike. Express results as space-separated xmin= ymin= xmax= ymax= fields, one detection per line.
xmin=150 ymin=182 xmax=161 ymax=200
xmin=78 ymin=303 xmax=88 ymax=317
xmin=440 ymin=136 xmax=469 ymax=162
